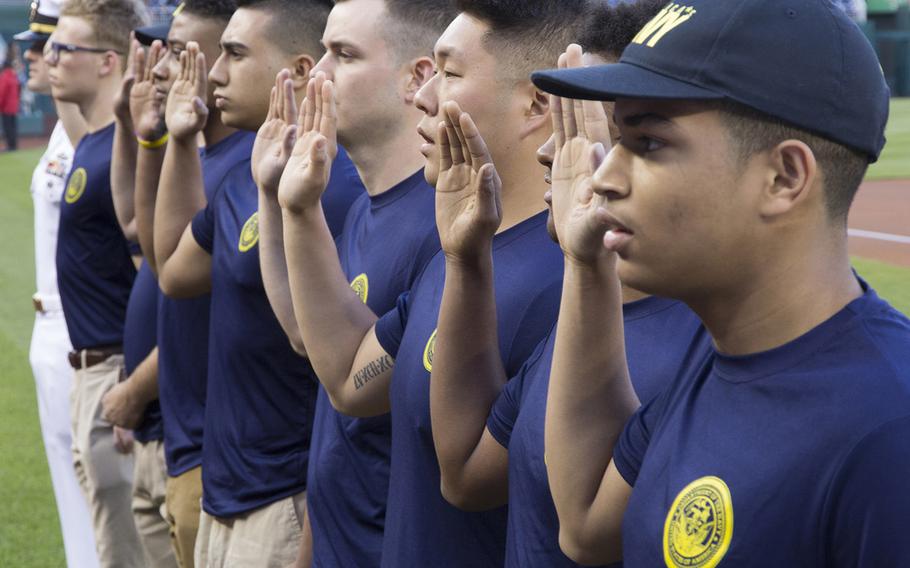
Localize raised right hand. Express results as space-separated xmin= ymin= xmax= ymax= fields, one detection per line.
xmin=252 ymin=69 xmax=298 ymax=196
xmin=277 ymin=72 xmax=339 ymax=214
xmin=130 ymin=39 xmax=167 ymax=142
xmin=165 ymin=42 xmax=208 ymax=142
xmin=113 ymin=35 xmax=138 ymax=124
xmin=549 ymin=45 xmax=615 ymax=266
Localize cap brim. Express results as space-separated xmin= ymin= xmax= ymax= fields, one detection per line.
xmin=532 ymin=62 xmax=725 ymax=102
xmin=135 ymin=23 xmax=170 ymax=46
xmin=13 ymin=30 xmax=50 ymax=42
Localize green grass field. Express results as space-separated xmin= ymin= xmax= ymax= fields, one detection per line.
xmin=0 ymin=100 xmax=908 ymax=566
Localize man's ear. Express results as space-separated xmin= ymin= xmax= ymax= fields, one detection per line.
xmin=518 ymin=85 xmax=551 ymax=139
xmin=759 ymin=139 xmax=818 ymax=218
xmin=99 ymin=51 xmax=121 ymax=78
xmin=289 ymin=53 xmax=316 ymax=90
xmin=403 ymin=56 xmax=435 ymax=104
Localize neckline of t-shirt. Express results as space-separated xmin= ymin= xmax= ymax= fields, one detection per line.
xmin=202 ymin=130 xmax=253 ymax=158
xmin=87 ymin=121 xmax=116 ymax=141
xmin=622 ymin=295 xmax=681 ymax=322
xmin=492 ymin=210 xmax=549 ymax=251
xmin=369 ymin=169 xmax=426 ymax=210
xmin=713 ymin=281 xmax=876 ymax=383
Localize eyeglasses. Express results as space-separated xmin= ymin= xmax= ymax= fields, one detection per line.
xmin=47 ymin=41 xmax=124 ymax=63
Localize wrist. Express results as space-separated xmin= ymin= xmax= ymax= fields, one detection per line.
xmin=137 ymin=131 xmax=169 ymax=150
xmin=444 ymin=247 xmax=494 ymax=273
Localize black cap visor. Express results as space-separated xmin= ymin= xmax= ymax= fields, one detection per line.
xmin=532 ymin=62 xmax=725 ymax=102
xmin=135 ymin=23 xmax=170 ymax=46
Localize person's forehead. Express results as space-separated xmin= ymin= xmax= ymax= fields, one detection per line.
xmin=222 ymin=7 xmax=269 ymax=45
xmin=55 ymin=15 xmax=94 ymax=42
xmin=433 ymin=12 xmax=486 ymax=61
xmin=325 ymin=0 xmax=385 ymax=38
xmin=614 ymin=98 xmax=716 ymax=124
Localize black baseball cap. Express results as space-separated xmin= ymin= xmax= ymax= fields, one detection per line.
xmin=531 ymin=0 xmax=890 ymax=162
xmin=14 ymin=0 xmax=61 ymax=43
xmin=135 ymin=23 xmax=171 ymax=46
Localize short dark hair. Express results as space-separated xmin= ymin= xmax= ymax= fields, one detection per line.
xmin=579 ymin=0 xmax=666 ymax=60
xmin=382 ymin=0 xmax=458 ymax=62
xmin=235 ymin=0 xmax=332 ymax=57
xmin=455 ymin=0 xmax=590 ymax=82
xmin=717 ymin=100 xmax=868 ymax=222
xmin=62 ymin=0 xmax=149 ymax=62
xmin=182 ymin=0 xmax=237 ymax=21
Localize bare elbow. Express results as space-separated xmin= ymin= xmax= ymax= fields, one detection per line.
xmin=289 ymin=336 xmax=308 ymax=358
xmin=558 ymin=528 xmax=622 ymax=566
xmin=440 ymin=476 xmax=504 ymax=512
xmin=158 ymin=267 xmax=191 ymax=299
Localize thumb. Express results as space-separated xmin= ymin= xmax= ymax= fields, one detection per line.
xmin=477 ymin=163 xmax=503 ymax=222
xmin=192 ymin=97 xmax=209 ymax=119
xmin=281 ymin=125 xmax=297 ymax=159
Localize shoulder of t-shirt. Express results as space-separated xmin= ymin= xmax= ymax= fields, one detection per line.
xmin=851 ymin=296 xmax=910 ymax=380
xmin=504 ymin=278 xmax=562 ymax=375
xmin=487 ymin=325 xmax=556 ymax=449
xmin=821 ymin=414 xmax=910 ymax=566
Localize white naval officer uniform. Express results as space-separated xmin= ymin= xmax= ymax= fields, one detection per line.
xmin=29 ymin=120 xmax=101 ymax=568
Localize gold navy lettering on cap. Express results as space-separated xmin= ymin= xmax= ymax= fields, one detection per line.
xmin=632 ymin=3 xmax=697 ymax=48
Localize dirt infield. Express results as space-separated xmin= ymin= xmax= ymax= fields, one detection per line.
xmin=849 ymin=179 xmax=910 ymax=268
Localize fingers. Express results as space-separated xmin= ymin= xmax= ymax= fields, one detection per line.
xmin=558 ymin=56 xmax=579 ymax=140
xmin=302 ymin=77 xmax=316 ymax=132
xmin=267 ymin=85 xmax=277 ymax=121
xmin=319 ymin=79 xmax=337 ymax=147
xmin=477 ymin=162 xmax=503 ymax=222
xmin=281 ymin=124 xmax=298 ymax=158
xmin=133 ymin=42 xmax=146 ymax=84
xmin=283 ymin=74 xmax=296 ymax=125
xmin=312 ymin=73 xmax=324 ymax=136
xmin=565 ymin=45 xmax=586 ymax=139
xmin=193 ymin=47 xmax=207 ymax=99
xmin=146 ymin=41 xmax=163 ymax=82
xmin=551 ymin=93 xmax=565 ymax=149
xmin=441 ymin=103 xmax=465 ymax=166
xmin=437 ymin=120 xmax=453 ymax=173
xmin=178 ymin=49 xmax=188 ymax=83
xmin=458 ymin=110 xmax=494 ymax=170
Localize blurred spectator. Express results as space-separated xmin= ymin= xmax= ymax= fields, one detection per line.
xmin=834 ymin=0 xmax=868 ymax=23
xmin=0 ymin=50 xmax=20 ymax=151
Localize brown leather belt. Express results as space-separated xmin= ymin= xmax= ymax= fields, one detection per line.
xmin=68 ymin=346 xmax=123 ymax=370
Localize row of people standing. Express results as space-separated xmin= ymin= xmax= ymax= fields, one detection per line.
xmin=22 ymin=0 xmax=910 ymax=567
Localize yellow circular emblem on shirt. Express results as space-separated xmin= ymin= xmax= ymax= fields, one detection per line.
xmin=663 ymin=476 xmax=733 ymax=568
xmin=238 ymin=212 xmax=259 ymax=252
xmin=350 ymin=273 xmax=369 ymax=305
xmin=64 ymin=167 xmax=87 ymax=204
xmin=423 ymin=328 xmax=437 ymax=372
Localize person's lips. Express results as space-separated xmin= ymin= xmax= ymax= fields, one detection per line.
xmin=602 ymin=211 xmax=634 ymax=253
xmin=417 ymin=125 xmax=435 ymax=156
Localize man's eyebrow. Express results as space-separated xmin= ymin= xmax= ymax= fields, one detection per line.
xmin=434 ymin=45 xmax=458 ymax=62
xmin=616 ymin=112 xmax=675 ymax=128
xmin=219 ymin=40 xmax=247 ymax=52
xmin=325 ymin=38 xmax=358 ymax=51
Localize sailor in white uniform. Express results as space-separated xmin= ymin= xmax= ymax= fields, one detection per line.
xmin=15 ymin=2 xmax=99 ymax=566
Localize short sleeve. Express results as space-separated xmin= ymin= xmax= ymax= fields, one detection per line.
xmin=613 ymin=394 xmax=664 ymax=487
xmin=374 ymin=290 xmax=410 ymax=359
xmin=127 ymin=241 xmax=142 ymax=256
xmin=322 ymin=148 xmax=364 ymax=239
xmin=486 ymin=331 xmax=552 ymax=449
xmin=191 ymin=198 xmax=216 ymax=254
xmin=825 ymin=415 xmax=910 ymax=567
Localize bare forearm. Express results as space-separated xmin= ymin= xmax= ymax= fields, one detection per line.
xmin=545 ymin=257 xmax=637 ymax=554
xmin=128 ymin=347 xmax=160 ymax=406
xmin=155 ymin=135 xmax=205 ymax=272
xmin=431 ymin=253 xmax=507 ymax=500
xmin=283 ymin=206 xmax=378 ymax=398
xmin=111 ymin=118 xmax=138 ymax=241
xmin=259 ymin=189 xmax=306 ymax=355
xmin=134 ymin=145 xmax=167 ymax=274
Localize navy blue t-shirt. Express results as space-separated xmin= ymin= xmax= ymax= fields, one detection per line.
xmin=374 ymin=211 xmax=564 ymax=567
xmin=308 ymin=170 xmax=440 ymax=568
xmin=487 ymin=296 xmax=709 ymax=567
xmin=157 ymin=130 xmax=256 ymax=476
xmin=614 ymin=283 xmax=910 ymax=567
xmin=57 ymin=122 xmax=136 ymax=349
xmin=123 ymin=261 xmax=163 ymax=443
xmin=190 ymin=148 xmax=362 ymax=517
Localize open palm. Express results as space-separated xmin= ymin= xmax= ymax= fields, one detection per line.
xmin=252 ymin=70 xmax=299 ymax=194
xmin=434 ymin=101 xmax=502 ymax=260
xmin=278 ymin=73 xmax=338 ymax=214
xmin=130 ymin=40 xmax=166 ymax=141
xmin=165 ymin=42 xmax=208 ymax=141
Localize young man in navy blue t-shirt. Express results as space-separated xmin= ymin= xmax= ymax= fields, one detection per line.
xmin=426 ymin=4 xmax=703 ymax=568
xmin=253 ymin=0 xmax=455 ymax=565
xmin=48 ymin=0 xmax=148 ymax=565
xmin=531 ymin=0 xmax=910 ymax=565
xmin=273 ymin=2 xmax=604 ymax=565
xmin=151 ymin=1 xmax=361 ymax=565
xmin=102 ymin=2 xmax=248 ymax=565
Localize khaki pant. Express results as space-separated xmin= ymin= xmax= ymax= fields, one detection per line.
xmin=166 ymin=467 xmax=203 ymax=568
xmin=133 ymin=439 xmax=178 ymax=567
xmin=70 ymin=354 xmax=144 ymax=568
xmin=194 ymin=492 xmax=306 ymax=568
